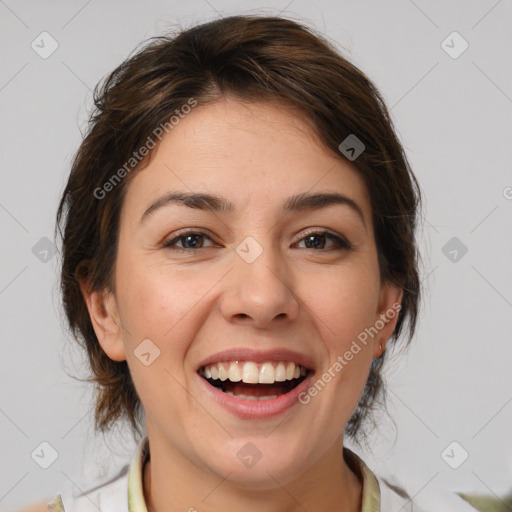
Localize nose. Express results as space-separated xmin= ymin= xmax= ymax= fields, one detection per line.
xmin=219 ymin=239 xmax=300 ymax=329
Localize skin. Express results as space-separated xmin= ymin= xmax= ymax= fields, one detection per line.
xmin=81 ymin=96 xmax=402 ymax=512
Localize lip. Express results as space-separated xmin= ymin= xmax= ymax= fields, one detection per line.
xmin=196 ymin=369 xmax=314 ymax=420
xmin=196 ymin=347 xmax=316 ymax=371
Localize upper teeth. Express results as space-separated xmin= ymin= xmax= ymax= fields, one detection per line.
xmin=201 ymin=361 xmax=307 ymax=384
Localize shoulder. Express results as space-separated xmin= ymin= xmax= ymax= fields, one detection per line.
xmin=375 ymin=472 xmax=481 ymax=512
xmin=345 ymin=448 xmax=480 ymax=512
xmin=33 ymin=435 xmax=148 ymax=512
xmin=37 ymin=464 xmax=130 ymax=512
xmin=18 ymin=501 xmax=56 ymax=512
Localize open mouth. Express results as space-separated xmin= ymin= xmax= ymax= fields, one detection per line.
xmin=199 ymin=361 xmax=311 ymax=401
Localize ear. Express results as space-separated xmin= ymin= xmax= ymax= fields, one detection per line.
xmin=79 ymin=278 xmax=126 ymax=362
xmin=373 ymin=283 xmax=403 ymax=358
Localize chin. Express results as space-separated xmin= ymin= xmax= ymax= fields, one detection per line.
xmin=197 ymin=435 xmax=316 ymax=490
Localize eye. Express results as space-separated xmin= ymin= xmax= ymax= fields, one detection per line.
xmin=163 ymin=230 xmax=216 ymax=252
xmin=295 ymin=230 xmax=353 ymax=251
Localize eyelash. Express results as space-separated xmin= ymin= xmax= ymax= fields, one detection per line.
xmin=162 ymin=229 xmax=353 ymax=253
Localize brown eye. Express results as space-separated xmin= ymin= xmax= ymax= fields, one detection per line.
xmin=163 ymin=231 xmax=215 ymax=251
xmin=296 ymin=231 xmax=352 ymax=251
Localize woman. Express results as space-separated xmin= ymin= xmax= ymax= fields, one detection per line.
xmin=32 ymin=14 xmax=479 ymax=512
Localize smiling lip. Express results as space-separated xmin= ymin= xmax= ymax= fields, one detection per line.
xmin=197 ymin=369 xmax=313 ymax=420
xmin=196 ymin=347 xmax=315 ymax=420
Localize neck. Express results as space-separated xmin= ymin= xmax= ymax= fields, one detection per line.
xmin=142 ymin=433 xmax=362 ymax=512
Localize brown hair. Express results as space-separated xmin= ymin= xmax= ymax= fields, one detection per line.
xmin=55 ymin=14 xmax=422 ymax=443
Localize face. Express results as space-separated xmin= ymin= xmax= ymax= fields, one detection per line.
xmin=84 ymin=97 xmax=401 ymax=489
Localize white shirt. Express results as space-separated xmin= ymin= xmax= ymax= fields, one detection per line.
xmin=47 ymin=436 xmax=478 ymax=511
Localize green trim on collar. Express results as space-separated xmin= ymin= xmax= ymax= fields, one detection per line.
xmin=128 ymin=436 xmax=150 ymax=512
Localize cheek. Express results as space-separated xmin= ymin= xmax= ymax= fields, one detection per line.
xmin=116 ymin=254 xmax=181 ymax=333
xmin=305 ymin=268 xmax=378 ymax=406
xmin=114 ymin=259 xmax=211 ymax=425
xmin=309 ymin=266 xmax=380 ymax=348
xmin=114 ymin=254 xmax=218 ymax=362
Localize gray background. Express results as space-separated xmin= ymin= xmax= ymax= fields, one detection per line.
xmin=1 ymin=0 xmax=511 ymax=510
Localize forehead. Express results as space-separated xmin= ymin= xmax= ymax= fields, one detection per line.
xmin=121 ymin=97 xmax=372 ymax=226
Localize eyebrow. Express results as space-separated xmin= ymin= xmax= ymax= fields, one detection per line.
xmin=140 ymin=191 xmax=366 ymax=228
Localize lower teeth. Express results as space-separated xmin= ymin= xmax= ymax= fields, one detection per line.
xmin=224 ymin=391 xmax=279 ymax=401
